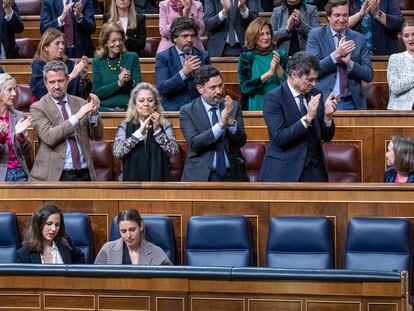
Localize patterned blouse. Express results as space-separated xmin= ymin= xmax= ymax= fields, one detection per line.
xmin=113 ymin=120 xmax=179 ymax=160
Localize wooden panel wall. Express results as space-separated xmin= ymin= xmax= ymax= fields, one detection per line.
xmin=0 ymin=271 xmax=407 ymax=311
xmin=2 ymin=183 xmax=414 ymax=268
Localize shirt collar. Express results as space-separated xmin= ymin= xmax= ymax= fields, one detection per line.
xmin=287 ymin=79 xmax=303 ymax=99
xmin=51 ymin=95 xmax=69 ymax=106
xmin=329 ymin=26 xmax=346 ymax=38
xmin=175 ymin=46 xmax=186 ymax=57
xmin=201 ymin=97 xmax=220 ymax=114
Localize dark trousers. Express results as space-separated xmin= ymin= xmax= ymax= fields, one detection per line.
xmin=60 ymin=168 xmax=91 ymax=181
xmin=299 ymin=161 xmax=328 ymax=182
xmin=208 ymin=169 xmax=233 ymax=182
xmin=222 ymin=43 xmax=242 ymax=57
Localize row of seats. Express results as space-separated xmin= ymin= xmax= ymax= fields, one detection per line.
xmin=89 ymin=140 xmax=361 ymax=183
xmin=1 ymin=212 xmax=411 ymax=274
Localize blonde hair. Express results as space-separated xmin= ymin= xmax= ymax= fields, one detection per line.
xmin=95 ymin=22 xmax=126 ymax=58
xmin=33 ymin=28 xmax=68 ymax=63
xmin=108 ymin=0 xmax=137 ymax=30
xmin=125 ymin=82 xmax=167 ymax=125
xmin=244 ymin=17 xmax=275 ymax=50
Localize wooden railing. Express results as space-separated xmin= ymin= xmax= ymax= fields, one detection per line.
xmin=2 ymin=182 xmax=414 ymax=268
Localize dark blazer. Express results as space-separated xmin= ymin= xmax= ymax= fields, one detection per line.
xmin=14 ymin=239 xmax=85 ymax=264
xmin=0 ymin=2 xmax=24 ymax=58
xmin=306 ymin=25 xmax=373 ymax=109
xmin=384 ymin=167 xmax=414 ymax=183
xmin=349 ymin=0 xmax=404 ymax=55
xmin=204 ymin=0 xmax=258 ymax=57
xmin=134 ymin=0 xmax=158 ymax=13
xmin=260 ymin=82 xmax=335 ymax=182
xmin=103 ymin=13 xmax=146 ymax=54
xmin=40 ymin=0 xmax=96 ymax=58
xmin=179 ymin=97 xmax=248 ymax=181
xmin=155 ymin=46 xmax=211 ymax=111
xmin=30 ymin=59 xmax=83 ymax=101
xmin=0 ymin=66 xmax=4 ymax=74
xmin=270 ymin=4 xmax=320 ymax=53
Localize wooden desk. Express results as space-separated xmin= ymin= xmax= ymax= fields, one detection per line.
xmin=0 ymin=266 xmax=408 ymax=311
xmin=2 ymin=182 xmax=414 ymax=268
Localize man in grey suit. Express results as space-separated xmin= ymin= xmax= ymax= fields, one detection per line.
xmin=180 ymin=65 xmax=248 ymax=182
xmin=306 ymin=0 xmax=373 ymax=110
xmin=204 ymin=0 xmax=258 ymax=57
xmin=30 ymin=60 xmax=103 ymax=181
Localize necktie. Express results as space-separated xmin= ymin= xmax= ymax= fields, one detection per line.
xmin=210 ymin=106 xmax=226 ymax=178
xmin=64 ymin=0 xmax=74 ymax=48
xmin=298 ymin=94 xmax=307 ymax=116
xmin=57 ymin=100 xmax=81 ymax=169
xmin=335 ymin=33 xmax=349 ymax=97
xmin=227 ymin=0 xmax=237 ymax=46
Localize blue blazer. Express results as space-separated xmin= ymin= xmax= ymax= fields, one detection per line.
xmin=384 ymin=167 xmax=414 ymax=183
xmin=260 ymin=82 xmax=335 ymax=182
xmin=155 ymin=46 xmax=211 ymax=111
xmin=0 ymin=2 xmax=24 ymax=58
xmin=40 ymin=0 xmax=96 ymax=57
xmin=306 ymin=25 xmax=373 ymax=109
xmin=349 ymin=0 xmax=403 ymax=55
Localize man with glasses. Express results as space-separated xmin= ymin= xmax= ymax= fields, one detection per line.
xmin=155 ymin=16 xmax=211 ymax=111
xmin=260 ymin=52 xmax=337 ymax=182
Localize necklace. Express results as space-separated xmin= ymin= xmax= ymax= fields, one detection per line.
xmin=107 ymin=53 xmax=122 ymax=71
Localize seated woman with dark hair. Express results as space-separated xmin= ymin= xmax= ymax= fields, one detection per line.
xmin=113 ymin=82 xmax=178 ymax=181
xmin=384 ymin=136 xmax=414 ymax=183
xmin=94 ymin=209 xmax=172 ymax=265
xmin=238 ymin=17 xmax=288 ymax=111
xmin=14 ymin=204 xmax=85 ymax=264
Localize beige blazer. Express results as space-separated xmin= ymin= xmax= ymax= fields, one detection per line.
xmin=29 ymin=93 xmax=104 ymax=181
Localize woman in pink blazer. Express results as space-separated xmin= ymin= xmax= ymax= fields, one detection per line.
xmin=157 ymin=0 xmax=205 ymax=53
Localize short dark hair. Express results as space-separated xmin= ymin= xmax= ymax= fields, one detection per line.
xmin=286 ymin=51 xmax=320 ymax=77
xmin=194 ymin=65 xmax=222 ymax=86
xmin=169 ymin=16 xmax=199 ymax=41
xmin=325 ymin=0 xmax=348 ymax=16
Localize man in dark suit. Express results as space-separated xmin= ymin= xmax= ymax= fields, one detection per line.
xmin=30 ymin=60 xmax=103 ymax=181
xmin=180 ymin=65 xmax=248 ymax=182
xmin=134 ymin=0 xmax=158 ymax=13
xmin=0 ymin=0 xmax=24 ymax=58
xmin=204 ymin=0 xmax=258 ymax=57
xmin=260 ymin=52 xmax=337 ymax=182
xmin=40 ymin=0 xmax=96 ymax=58
xmin=306 ymin=0 xmax=373 ymax=110
xmin=155 ymin=16 xmax=211 ymax=111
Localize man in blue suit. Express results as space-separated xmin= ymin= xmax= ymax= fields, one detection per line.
xmin=40 ymin=0 xmax=95 ymax=58
xmin=260 ymin=52 xmax=337 ymax=182
xmin=0 ymin=0 xmax=24 ymax=58
xmin=155 ymin=17 xmax=211 ymax=111
xmin=306 ymin=0 xmax=373 ymax=110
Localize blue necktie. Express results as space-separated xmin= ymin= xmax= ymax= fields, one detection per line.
xmin=210 ymin=106 xmax=226 ymax=178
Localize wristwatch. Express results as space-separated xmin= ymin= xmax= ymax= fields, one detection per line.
xmin=303 ymin=116 xmax=312 ymax=127
xmin=375 ymin=11 xmax=383 ymax=19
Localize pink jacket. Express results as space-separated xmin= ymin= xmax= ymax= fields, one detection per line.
xmin=157 ymin=0 xmax=205 ymax=53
